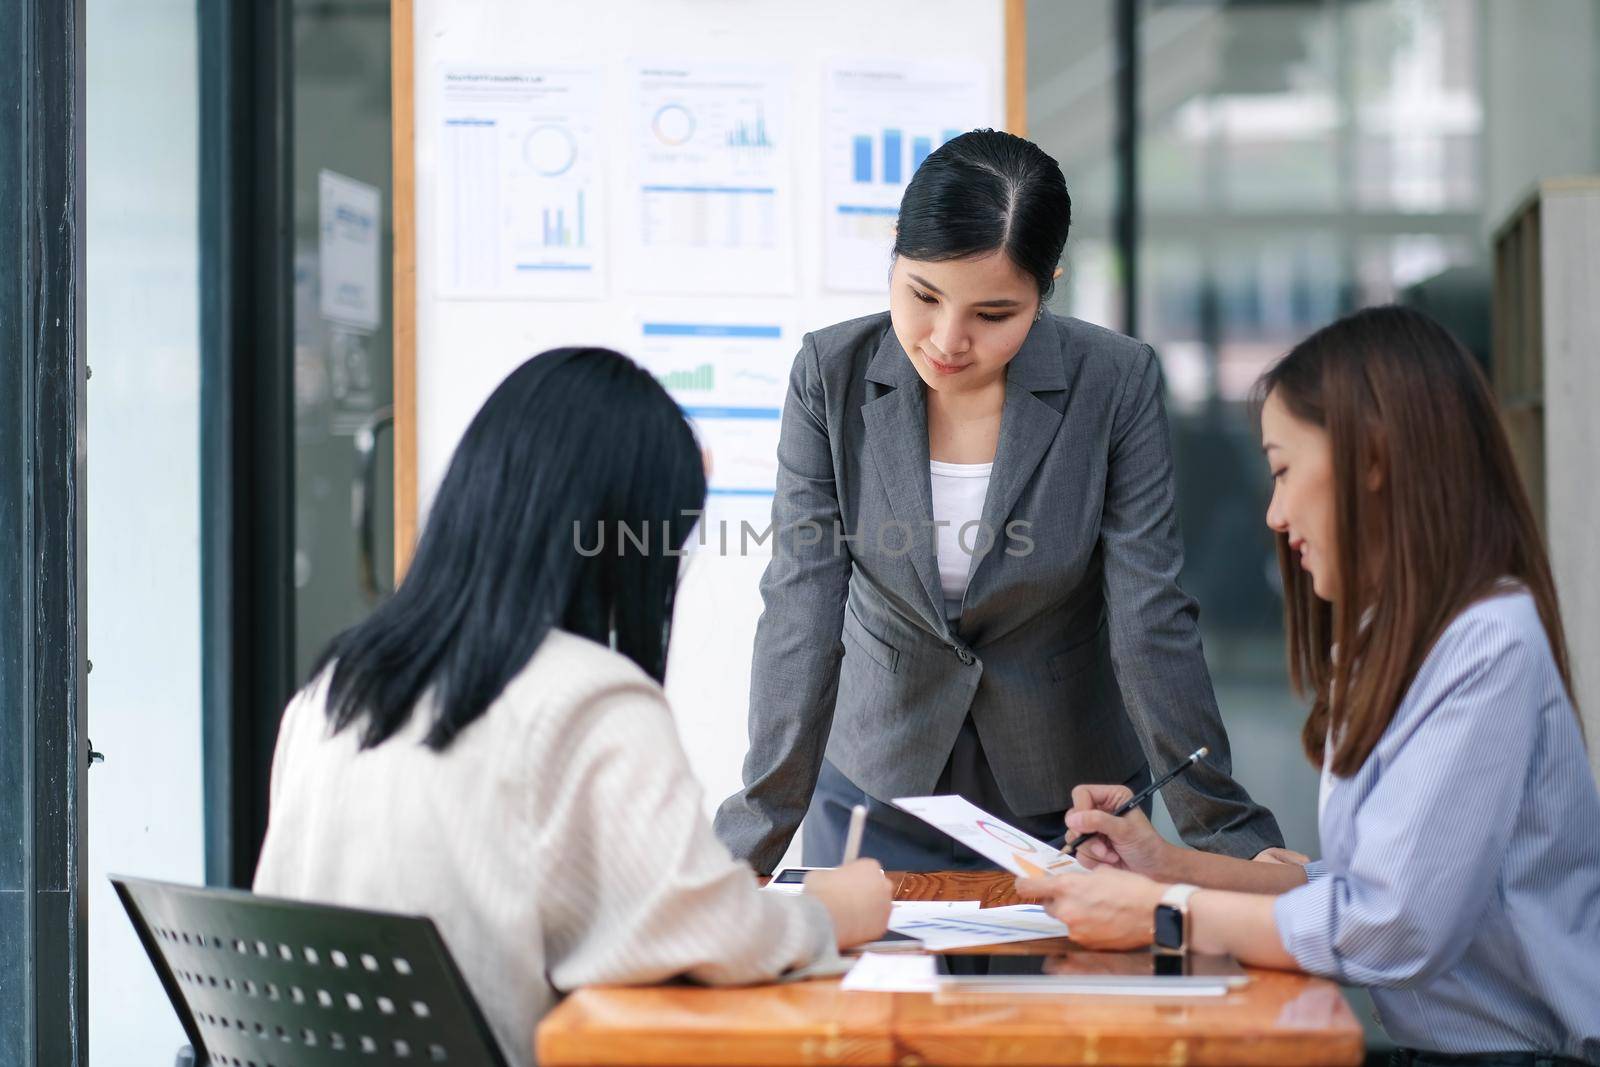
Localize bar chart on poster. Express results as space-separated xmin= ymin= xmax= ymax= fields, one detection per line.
xmin=823 ymin=60 xmax=992 ymax=292
xmin=408 ymin=0 xmax=1012 ymax=829
xmin=435 ymin=67 xmax=606 ymax=300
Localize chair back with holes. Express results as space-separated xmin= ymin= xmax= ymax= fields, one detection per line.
xmin=112 ymin=875 xmax=510 ymax=1067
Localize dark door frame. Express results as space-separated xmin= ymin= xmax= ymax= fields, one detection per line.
xmin=199 ymin=0 xmax=298 ymax=889
xmin=0 ymin=0 xmax=90 ymax=1062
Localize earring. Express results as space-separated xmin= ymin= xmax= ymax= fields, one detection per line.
xmin=1034 ymin=304 xmax=1046 ymax=322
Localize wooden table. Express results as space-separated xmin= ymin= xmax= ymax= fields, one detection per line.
xmin=536 ymin=871 xmax=1365 ymax=1067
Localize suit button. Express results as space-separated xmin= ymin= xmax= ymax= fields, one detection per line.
xmin=956 ymin=648 xmax=974 ymax=665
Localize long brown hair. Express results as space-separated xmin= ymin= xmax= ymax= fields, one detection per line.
xmin=1254 ymin=305 xmax=1578 ymax=777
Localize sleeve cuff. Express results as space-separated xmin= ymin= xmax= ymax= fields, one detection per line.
xmin=1273 ymin=876 xmax=1343 ymax=980
xmin=779 ymin=893 xmax=845 ymax=980
xmin=1186 ymin=821 xmax=1284 ymax=860
xmin=1302 ymin=859 xmax=1329 ymax=882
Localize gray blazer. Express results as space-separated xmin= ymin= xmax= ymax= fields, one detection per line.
xmin=712 ymin=311 xmax=1283 ymax=873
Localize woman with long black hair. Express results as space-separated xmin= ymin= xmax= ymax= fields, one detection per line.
xmin=714 ymin=128 xmax=1285 ymax=873
xmin=254 ymin=348 xmax=891 ymax=1067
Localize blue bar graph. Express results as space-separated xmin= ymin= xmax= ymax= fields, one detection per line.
xmin=727 ymin=109 xmax=774 ymax=149
xmin=882 ymin=129 xmax=903 ymax=184
xmin=541 ymin=191 xmax=588 ymax=247
xmin=643 ymin=323 xmax=783 ymax=339
xmin=851 ymin=128 xmax=965 ymax=185
xmin=852 ymin=135 xmax=872 ymax=182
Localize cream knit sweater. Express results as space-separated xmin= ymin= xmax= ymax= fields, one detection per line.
xmin=253 ymin=629 xmax=835 ymax=1066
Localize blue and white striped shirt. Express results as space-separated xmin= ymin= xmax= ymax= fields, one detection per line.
xmin=1274 ymin=587 xmax=1600 ymax=1062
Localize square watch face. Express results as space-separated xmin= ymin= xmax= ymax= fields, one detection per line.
xmin=1154 ymin=904 xmax=1184 ymax=950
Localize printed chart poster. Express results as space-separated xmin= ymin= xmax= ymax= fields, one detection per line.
xmin=628 ymin=62 xmax=795 ymax=295
xmin=436 ymin=67 xmax=605 ymax=300
xmin=823 ymin=61 xmax=992 ymax=293
xmin=632 ymin=314 xmax=792 ymax=499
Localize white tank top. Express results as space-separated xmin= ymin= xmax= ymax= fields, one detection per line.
xmin=929 ymin=459 xmax=993 ymax=620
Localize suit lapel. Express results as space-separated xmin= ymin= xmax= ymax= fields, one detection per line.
xmin=863 ymin=327 xmax=949 ymax=636
xmin=964 ymin=318 xmax=1071 ymax=606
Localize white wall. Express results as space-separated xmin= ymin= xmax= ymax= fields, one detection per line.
xmin=85 ymin=0 xmax=205 ymax=1061
xmin=413 ymin=0 xmax=1007 ymax=858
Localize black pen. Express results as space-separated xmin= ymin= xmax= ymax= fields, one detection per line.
xmin=1063 ymin=746 xmax=1209 ymax=857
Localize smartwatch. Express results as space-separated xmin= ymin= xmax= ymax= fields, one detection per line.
xmin=1154 ymin=883 xmax=1200 ymax=954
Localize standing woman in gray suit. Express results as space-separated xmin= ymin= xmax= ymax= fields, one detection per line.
xmin=713 ymin=130 xmax=1283 ymax=872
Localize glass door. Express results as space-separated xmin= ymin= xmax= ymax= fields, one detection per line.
xmin=289 ymin=0 xmax=396 ymax=682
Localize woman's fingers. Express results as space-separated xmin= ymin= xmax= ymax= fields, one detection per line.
xmin=1016 ymin=874 xmax=1083 ymax=925
xmin=1064 ymin=808 xmax=1130 ymax=841
xmin=1014 ymin=875 xmax=1058 ymax=899
xmin=1069 ymin=782 xmax=1135 ymax=815
xmin=1079 ymin=837 xmax=1121 ymax=867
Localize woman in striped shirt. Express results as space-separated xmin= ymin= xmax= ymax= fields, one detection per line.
xmin=1019 ymin=306 xmax=1599 ymax=1067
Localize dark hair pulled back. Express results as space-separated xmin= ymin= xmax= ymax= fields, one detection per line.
xmin=893 ymin=128 xmax=1071 ymax=301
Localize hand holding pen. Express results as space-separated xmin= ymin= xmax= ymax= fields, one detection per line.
xmin=1061 ymin=748 xmax=1208 ymax=874
xmin=801 ymin=804 xmax=893 ymax=949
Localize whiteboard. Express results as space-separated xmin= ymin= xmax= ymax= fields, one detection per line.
xmin=405 ymin=0 xmax=1013 ymax=863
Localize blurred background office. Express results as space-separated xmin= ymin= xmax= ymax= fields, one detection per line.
xmin=4 ymin=0 xmax=1593 ymax=1063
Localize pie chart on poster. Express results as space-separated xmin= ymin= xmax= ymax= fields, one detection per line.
xmin=652 ymin=103 xmax=695 ymax=146
xmin=977 ymin=819 xmax=1035 ymax=852
xmin=524 ymin=124 xmax=578 ymax=177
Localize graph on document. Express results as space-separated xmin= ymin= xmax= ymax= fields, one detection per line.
xmin=834 ymin=128 xmax=960 ymax=252
xmin=636 ymin=84 xmax=782 ymax=249
xmin=436 ymin=68 xmax=604 ymax=299
xmin=637 ymin=322 xmax=786 ymax=407
xmin=849 ymin=127 xmax=963 ymax=185
xmin=533 ymin=189 xmax=587 ymax=247
xmin=503 ymin=117 xmax=596 ymax=267
xmin=522 ymin=123 xmax=589 ymax=249
xmin=629 ymin=63 xmax=794 ymax=294
xmin=685 ymin=410 xmax=782 ymax=497
xmin=823 ymin=62 xmax=991 ymax=292
xmin=635 ymin=320 xmax=790 ymax=494
xmin=725 ymin=107 xmax=775 ymax=150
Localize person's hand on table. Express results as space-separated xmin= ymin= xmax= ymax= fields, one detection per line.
xmin=1062 ymin=783 xmax=1175 ymax=876
xmin=803 ymin=859 xmax=893 ymax=949
xmin=1015 ymin=865 xmax=1165 ymax=950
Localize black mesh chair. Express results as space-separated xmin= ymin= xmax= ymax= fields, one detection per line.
xmin=112 ymin=876 xmax=509 ymax=1067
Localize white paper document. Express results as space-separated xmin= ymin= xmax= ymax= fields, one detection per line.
xmin=841 ymin=952 xmax=938 ymax=993
xmin=891 ymin=795 xmax=1083 ymax=878
xmin=851 ymin=901 xmax=985 ymax=952
xmin=626 ymin=62 xmax=795 ymax=294
xmin=890 ymin=900 xmax=982 ymax=920
xmin=887 ymin=904 xmax=1069 ymax=951
xmin=318 ymin=170 xmax=382 ymax=331
xmin=435 ymin=67 xmax=605 ymax=300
